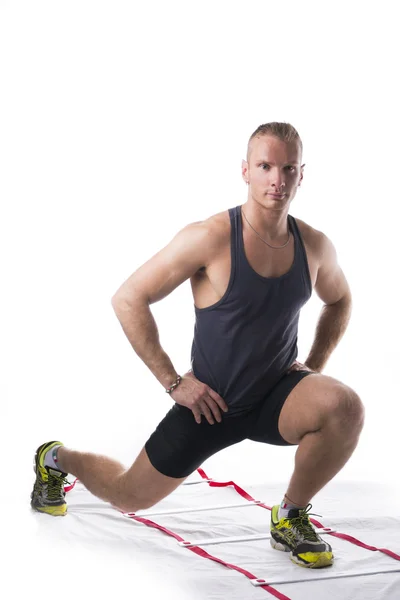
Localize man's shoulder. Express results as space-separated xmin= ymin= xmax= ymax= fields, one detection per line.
xmin=292 ymin=216 xmax=327 ymax=253
xmin=183 ymin=210 xmax=231 ymax=273
xmin=200 ymin=208 xmax=232 ymax=241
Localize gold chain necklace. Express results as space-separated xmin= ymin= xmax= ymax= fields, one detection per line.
xmin=241 ymin=208 xmax=291 ymax=249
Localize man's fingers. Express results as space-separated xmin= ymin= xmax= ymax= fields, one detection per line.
xmin=191 ymin=402 xmax=215 ymax=425
xmin=207 ymin=388 xmax=229 ymax=413
xmin=191 ymin=405 xmax=202 ymax=424
xmin=203 ymin=397 xmax=223 ymax=423
xmin=199 ymin=400 xmax=215 ymax=425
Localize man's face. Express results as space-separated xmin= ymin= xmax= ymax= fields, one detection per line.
xmin=242 ymin=135 xmax=304 ymax=209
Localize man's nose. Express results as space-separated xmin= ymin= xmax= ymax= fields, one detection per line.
xmin=271 ymin=170 xmax=285 ymax=190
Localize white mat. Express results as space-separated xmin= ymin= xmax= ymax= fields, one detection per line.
xmin=14 ymin=475 xmax=400 ymax=600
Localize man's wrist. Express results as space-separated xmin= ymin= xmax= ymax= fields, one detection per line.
xmin=161 ymin=372 xmax=180 ymax=389
xmin=304 ymin=358 xmax=323 ymax=373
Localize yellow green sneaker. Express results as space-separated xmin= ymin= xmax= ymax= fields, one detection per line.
xmin=270 ymin=504 xmax=334 ymax=568
xmin=31 ymin=441 xmax=69 ymax=516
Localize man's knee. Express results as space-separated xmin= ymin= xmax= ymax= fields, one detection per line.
xmin=111 ymin=478 xmax=158 ymax=513
xmin=329 ymin=385 xmax=365 ymax=432
xmin=113 ymin=496 xmax=156 ymax=513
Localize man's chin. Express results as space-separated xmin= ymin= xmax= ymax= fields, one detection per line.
xmin=260 ymin=197 xmax=292 ymax=210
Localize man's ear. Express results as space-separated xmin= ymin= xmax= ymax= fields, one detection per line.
xmin=242 ymin=159 xmax=249 ymax=184
xmin=298 ymin=163 xmax=305 ymax=186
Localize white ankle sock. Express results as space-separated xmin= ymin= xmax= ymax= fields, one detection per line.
xmin=278 ymin=500 xmax=306 ymax=520
xmin=44 ymin=445 xmax=63 ymax=471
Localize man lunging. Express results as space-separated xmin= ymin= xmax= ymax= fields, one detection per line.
xmin=31 ymin=122 xmax=364 ymax=569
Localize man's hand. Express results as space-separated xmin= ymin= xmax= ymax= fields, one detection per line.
xmin=286 ymin=360 xmax=315 ymax=374
xmin=170 ymin=370 xmax=229 ymax=425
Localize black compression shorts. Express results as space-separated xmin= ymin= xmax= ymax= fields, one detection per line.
xmin=145 ymin=370 xmax=312 ymax=478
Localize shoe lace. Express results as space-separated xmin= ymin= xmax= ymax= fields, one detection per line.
xmin=287 ymin=503 xmax=322 ymax=542
xmin=47 ymin=472 xmax=71 ymax=501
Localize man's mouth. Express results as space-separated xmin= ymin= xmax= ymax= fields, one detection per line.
xmin=267 ymin=193 xmax=286 ymax=198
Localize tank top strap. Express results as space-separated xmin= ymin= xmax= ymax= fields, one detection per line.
xmin=228 ymin=205 xmax=241 ymax=276
xmin=288 ymin=214 xmax=312 ymax=293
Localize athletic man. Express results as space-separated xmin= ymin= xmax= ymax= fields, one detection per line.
xmin=31 ymin=122 xmax=365 ymax=569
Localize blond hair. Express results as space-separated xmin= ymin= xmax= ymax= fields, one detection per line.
xmin=247 ymin=122 xmax=303 ymax=160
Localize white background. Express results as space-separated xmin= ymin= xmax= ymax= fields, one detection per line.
xmin=1 ymin=1 xmax=399 ymax=511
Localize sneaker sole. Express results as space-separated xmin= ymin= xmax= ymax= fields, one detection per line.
xmin=270 ymin=537 xmax=334 ymax=568
xmin=32 ymin=504 xmax=68 ymax=516
xmin=290 ymin=551 xmax=334 ymax=569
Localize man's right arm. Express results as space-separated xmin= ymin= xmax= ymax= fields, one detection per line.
xmin=111 ymin=221 xmax=217 ymax=390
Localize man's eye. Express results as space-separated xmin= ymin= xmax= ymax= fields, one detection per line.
xmin=286 ymin=166 xmax=295 ymax=172
xmin=261 ymin=164 xmax=270 ymax=169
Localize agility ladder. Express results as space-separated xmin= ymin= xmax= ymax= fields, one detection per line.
xmin=65 ymin=469 xmax=400 ymax=600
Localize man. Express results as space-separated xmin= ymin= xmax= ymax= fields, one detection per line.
xmin=31 ymin=122 xmax=365 ymax=569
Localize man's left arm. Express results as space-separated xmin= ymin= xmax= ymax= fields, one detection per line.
xmin=304 ymin=233 xmax=352 ymax=373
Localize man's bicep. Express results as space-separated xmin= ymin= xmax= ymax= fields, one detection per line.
xmin=314 ymin=234 xmax=351 ymax=305
xmin=112 ymin=223 xmax=212 ymax=305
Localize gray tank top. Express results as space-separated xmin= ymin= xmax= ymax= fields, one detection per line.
xmin=190 ymin=205 xmax=312 ymax=416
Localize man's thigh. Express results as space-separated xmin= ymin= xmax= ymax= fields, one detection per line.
xmin=144 ymin=403 xmax=249 ymax=478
